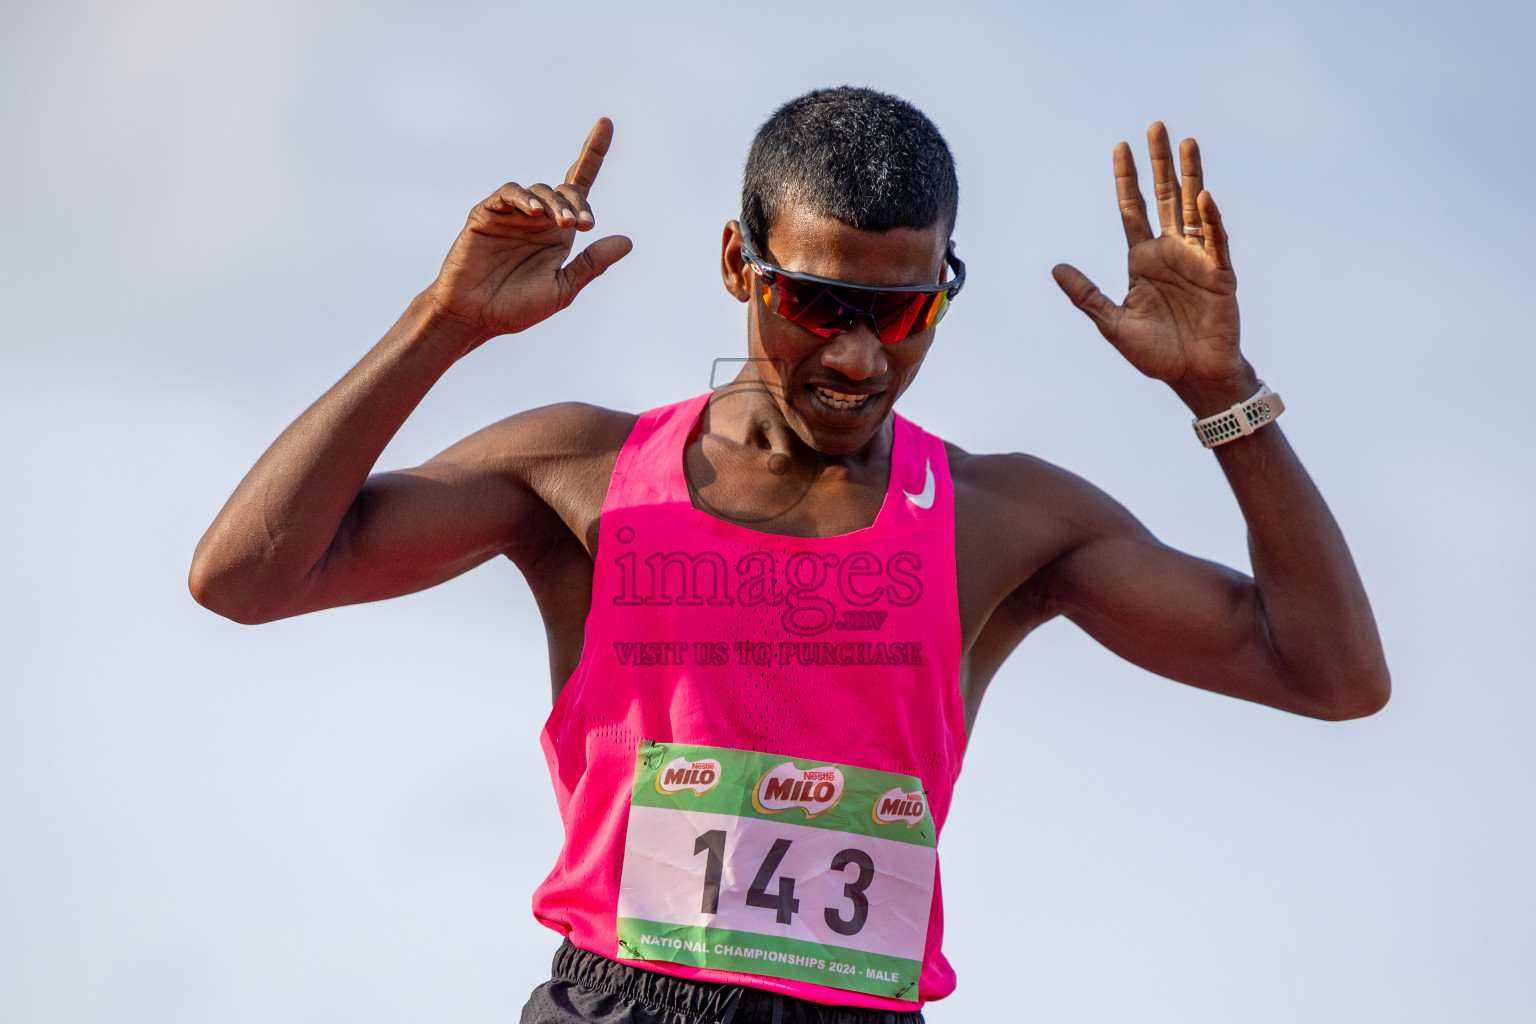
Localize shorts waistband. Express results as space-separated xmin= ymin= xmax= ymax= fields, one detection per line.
xmin=549 ymin=940 xmax=924 ymax=1024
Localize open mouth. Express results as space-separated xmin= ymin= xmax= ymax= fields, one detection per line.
xmin=812 ymin=386 xmax=875 ymax=411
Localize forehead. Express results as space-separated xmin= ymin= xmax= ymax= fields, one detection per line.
xmin=763 ymin=205 xmax=950 ymax=288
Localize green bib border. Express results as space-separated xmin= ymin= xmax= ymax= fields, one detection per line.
xmin=630 ymin=741 xmax=935 ymax=848
xmin=616 ymin=916 xmax=922 ymax=1003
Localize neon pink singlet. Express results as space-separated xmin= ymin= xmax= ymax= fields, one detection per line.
xmin=533 ymin=394 xmax=967 ymax=1010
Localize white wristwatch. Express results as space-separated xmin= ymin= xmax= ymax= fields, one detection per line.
xmin=1191 ymin=383 xmax=1285 ymax=448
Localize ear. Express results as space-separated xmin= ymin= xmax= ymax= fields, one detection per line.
xmin=720 ymin=220 xmax=752 ymax=303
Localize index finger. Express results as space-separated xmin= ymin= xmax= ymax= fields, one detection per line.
xmin=564 ymin=117 xmax=614 ymax=196
xmin=1113 ymin=141 xmax=1153 ymax=247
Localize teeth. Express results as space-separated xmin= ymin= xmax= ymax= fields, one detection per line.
xmin=815 ymin=387 xmax=872 ymax=409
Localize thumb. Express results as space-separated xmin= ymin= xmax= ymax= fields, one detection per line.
xmin=559 ymin=235 xmax=633 ymax=302
xmin=1051 ymin=263 xmax=1120 ymax=343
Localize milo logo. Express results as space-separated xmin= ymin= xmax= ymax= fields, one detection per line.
xmin=655 ymin=757 xmax=723 ymax=796
xmin=872 ymin=787 xmax=927 ymax=828
xmin=751 ymin=761 xmax=845 ymax=819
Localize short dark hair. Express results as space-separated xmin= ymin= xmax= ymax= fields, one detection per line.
xmin=741 ymin=87 xmax=958 ymax=249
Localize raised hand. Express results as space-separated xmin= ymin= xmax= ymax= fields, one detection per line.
xmin=428 ymin=118 xmax=634 ymax=342
xmin=1053 ymin=123 xmax=1252 ymax=411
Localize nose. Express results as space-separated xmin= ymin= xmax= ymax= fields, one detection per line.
xmin=820 ymin=318 xmax=887 ymax=381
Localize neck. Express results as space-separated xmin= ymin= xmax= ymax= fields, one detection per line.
xmin=703 ymin=370 xmax=893 ymax=473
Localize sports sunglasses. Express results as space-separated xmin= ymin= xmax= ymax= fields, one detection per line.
xmin=738 ymin=218 xmax=965 ymax=344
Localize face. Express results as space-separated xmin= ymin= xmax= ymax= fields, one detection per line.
xmin=720 ymin=204 xmax=951 ymax=457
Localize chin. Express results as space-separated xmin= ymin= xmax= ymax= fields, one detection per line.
xmin=791 ymin=393 xmax=890 ymax=455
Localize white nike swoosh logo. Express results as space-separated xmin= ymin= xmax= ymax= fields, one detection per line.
xmin=904 ymin=458 xmax=935 ymax=510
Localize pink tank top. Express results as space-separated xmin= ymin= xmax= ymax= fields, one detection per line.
xmin=533 ymin=393 xmax=967 ymax=1010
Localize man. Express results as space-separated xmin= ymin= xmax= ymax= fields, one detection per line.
xmin=190 ymin=88 xmax=1388 ymax=1022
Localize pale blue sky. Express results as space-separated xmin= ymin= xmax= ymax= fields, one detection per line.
xmin=2 ymin=1 xmax=1533 ymax=1021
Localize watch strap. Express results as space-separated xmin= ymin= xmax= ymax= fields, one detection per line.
xmin=1191 ymin=383 xmax=1285 ymax=448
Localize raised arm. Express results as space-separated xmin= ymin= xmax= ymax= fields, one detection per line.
xmin=189 ymin=119 xmax=632 ymax=624
xmin=1046 ymin=123 xmax=1389 ymax=720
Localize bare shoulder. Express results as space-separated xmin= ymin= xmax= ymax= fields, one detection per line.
xmin=436 ymin=401 xmax=638 ymax=473
xmin=945 ymin=442 xmax=1148 ymax=547
xmin=427 ymin=401 xmax=638 ymax=554
xmin=944 ymin=441 xmax=1157 ymax=636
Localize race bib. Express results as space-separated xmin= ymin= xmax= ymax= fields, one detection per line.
xmin=615 ymin=741 xmax=936 ymax=1002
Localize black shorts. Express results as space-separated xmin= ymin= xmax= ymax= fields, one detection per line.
xmin=519 ymin=940 xmax=927 ymax=1024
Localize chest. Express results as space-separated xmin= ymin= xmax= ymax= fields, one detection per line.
xmin=680 ymin=440 xmax=892 ymax=539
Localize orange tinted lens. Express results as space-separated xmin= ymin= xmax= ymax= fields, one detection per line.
xmin=760 ymin=269 xmax=951 ymax=343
